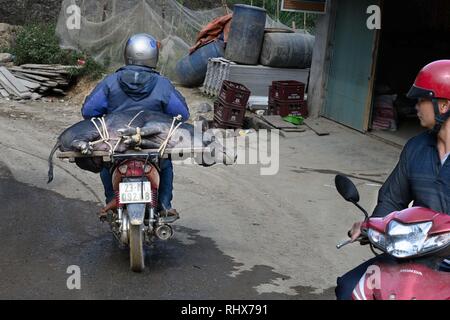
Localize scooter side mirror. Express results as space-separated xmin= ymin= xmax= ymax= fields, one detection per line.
xmin=335 ymin=175 xmax=360 ymax=203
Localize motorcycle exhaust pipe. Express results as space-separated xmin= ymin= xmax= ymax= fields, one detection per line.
xmin=155 ymin=224 xmax=173 ymax=241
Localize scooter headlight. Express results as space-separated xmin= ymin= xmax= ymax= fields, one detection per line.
xmin=385 ymin=221 xmax=432 ymax=258
xmin=422 ymin=232 xmax=450 ymax=253
xmin=368 ymin=228 xmax=386 ymax=248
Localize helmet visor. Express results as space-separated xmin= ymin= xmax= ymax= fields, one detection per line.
xmin=407 ymin=85 xmax=435 ymax=99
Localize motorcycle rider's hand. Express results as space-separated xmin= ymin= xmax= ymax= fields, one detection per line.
xmin=349 ymin=221 xmax=363 ymax=242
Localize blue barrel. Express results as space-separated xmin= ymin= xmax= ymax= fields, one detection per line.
xmin=175 ymin=40 xmax=225 ymax=87
xmin=225 ymin=4 xmax=267 ymax=65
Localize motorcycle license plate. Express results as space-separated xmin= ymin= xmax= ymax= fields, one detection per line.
xmin=119 ymin=182 xmax=152 ymax=204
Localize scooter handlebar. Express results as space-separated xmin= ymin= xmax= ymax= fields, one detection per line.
xmin=336 ymin=233 xmax=369 ymax=249
xmin=336 ymin=239 xmax=353 ymax=249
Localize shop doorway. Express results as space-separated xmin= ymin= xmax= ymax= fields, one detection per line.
xmin=370 ymin=0 xmax=450 ymax=145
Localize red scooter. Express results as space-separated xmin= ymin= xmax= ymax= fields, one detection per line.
xmin=106 ymin=151 xmax=173 ymax=272
xmin=335 ymin=175 xmax=450 ymax=300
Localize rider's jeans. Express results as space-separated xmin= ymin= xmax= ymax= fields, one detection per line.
xmin=100 ymin=159 xmax=173 ymax=210
xmin=335 ymin=254 xmax=450 ymax=300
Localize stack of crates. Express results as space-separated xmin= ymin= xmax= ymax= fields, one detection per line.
xmin=268 ymin=80 xmax=308 ymax=117
xmin=214 ymin=80 xmax=251 ymax=129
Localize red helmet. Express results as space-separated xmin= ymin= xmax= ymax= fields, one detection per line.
xmin=407 ymin=60 xmax=450 ymax=100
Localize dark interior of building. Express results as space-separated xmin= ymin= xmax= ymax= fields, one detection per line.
xmin=371 ymin=0 xmax=450 ymax=144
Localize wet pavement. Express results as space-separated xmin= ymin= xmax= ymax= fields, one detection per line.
xmin=0 ymin=162 xmax=334 ymax=300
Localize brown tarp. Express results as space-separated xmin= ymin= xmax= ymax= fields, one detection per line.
xmin=189 ymin=13 xmax=232 ymax=54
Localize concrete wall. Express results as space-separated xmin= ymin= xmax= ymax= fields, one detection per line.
xmin=307 ymin=0 xmax=337 ymax=118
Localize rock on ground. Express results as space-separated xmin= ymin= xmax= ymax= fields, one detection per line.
xmin=0 ymin=23 xmax=20 ymax=49
xmin=0 ymin=52 xmax=13 ymax=63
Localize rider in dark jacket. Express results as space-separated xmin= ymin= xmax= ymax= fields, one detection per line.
xmin=336 ymin=60 xmax=450 ymax=300
xmin=81 ymin=33 xmax=189 ymax=220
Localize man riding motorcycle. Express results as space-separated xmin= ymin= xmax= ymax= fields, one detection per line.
xmin=81 ymin=33 xmax=190 ymax=221
xmin=336 ymin=60 xmax=450 ymax=300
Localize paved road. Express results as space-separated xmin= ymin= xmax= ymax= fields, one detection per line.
xmin=0 ymin=99 xmax=401 ymax=299
xmin=0 ymin=162 xmax=335 ymax=299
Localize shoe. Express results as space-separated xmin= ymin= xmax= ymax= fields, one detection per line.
xmin=98 ymin=202 xmax=117 ymax=222
xmin=98 ymin=208 xmax=108 ymax=222
xmin=159 ymin=208 xmax=180 ymax=224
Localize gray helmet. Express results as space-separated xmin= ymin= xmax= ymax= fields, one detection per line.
xmin=124 ymin=33 xmax=159 ymax=68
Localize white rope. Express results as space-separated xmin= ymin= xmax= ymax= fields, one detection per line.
xmin=112 ymin=136 xmax=123 ymax=153
xmin=87 ymin=113 xmax=182 ymax=156
xmin=89 ymin=117 xmax=114 ymax=154
xmin=158 ymin=115 xmax=183 ymax=156
xmin=159 ymin=122 xmax=183 ymax=155
xmin=158 ymin=116 xmax=177 ymax=155
xmin=127 ymin=110 xmax=144 ymax=128
xmin=110 ymin=111 xmax=144 ymax=153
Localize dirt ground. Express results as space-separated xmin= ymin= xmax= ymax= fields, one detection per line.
xmin=0 ymin=83 xmax=402 ymax=299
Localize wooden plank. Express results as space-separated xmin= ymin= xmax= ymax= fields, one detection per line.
xmin=12 ymin=71 xmax=50 ymax=82
xmin=245 ymin=114 xmax=286 ymax=137
xmin=20 ymin=64 xmax=71 ymax=74
xmin=52 ymin=88 xmax=66 ymax=95
xmin=0 ymin=73 xmax=21 ymax=97
xmin=20 ymin=64 xmax=81 ymax=70
xmin=261 ymin=115 xmax=300 ymax=129
xmin=282 ymin=128 xmax=306 ymax=133
xmin=17 ymin=78 xmax=40 ymax=90
xmin=37 ymin=86 xmax=49 ymax=93
xmin=0 ymin=80 xmax=31 ymax=99
xmin=8 ymin=67 xmax=61 ymax=77
xmin=20 ymin=64 xmax=54 ymax=68
xmin=10 ymin=67 xmax=63 ymax=77
xmin=11 ymin=73 xmax=39 ymax=83
xmin=0 ymin=67 xmax=29 ymax=93
xmin=0 ymin=71 xmax=26 ymax=98
xmin=44 ymin=81 xmax=58 ymax=88
xmin=57 ymin=147 xmax=211 ymax=160
xmin=0 ymin=85 xmax=9 ymax=97
xmin=303 ymin=118 xmax=330 ymax=136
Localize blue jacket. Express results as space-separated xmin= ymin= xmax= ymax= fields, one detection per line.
xmin=81 ymin=65 xmax=190 ymax=121
xmin=372 ymin=131 xmax=450 ymax=217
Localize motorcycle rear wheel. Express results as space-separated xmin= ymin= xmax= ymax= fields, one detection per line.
xmin=129 ymin=224 xmax=145 ymax=272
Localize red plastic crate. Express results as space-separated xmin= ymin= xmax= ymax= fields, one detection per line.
xmin=271 ymin=80 xmax=305 ymax=101
xmin=269 ymin=99 xmax=308 ymax=117
xmin=214 ymin=99 xmax=246 ymax=128
xmin=218 ymin=80 xmax=251 ymax=107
